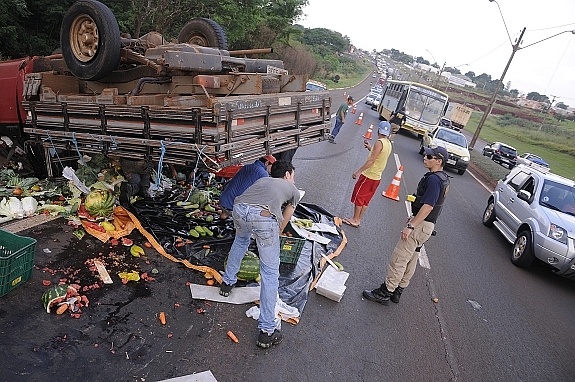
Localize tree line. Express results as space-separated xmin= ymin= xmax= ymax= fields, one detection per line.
xmin=0 ymin=0 xmax=358 ymax=82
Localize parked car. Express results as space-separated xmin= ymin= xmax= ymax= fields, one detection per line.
xmin=516 ymin=153 xmax=550 ymax=168
xmin=482 ymin=142 xmax=518 ymax=169
xmin=370 ymin=94 xmax=382 ymax=110
xmin=439 ymin=117 xmax=452 ymax=128
xmin=482 ymin=164 xmax=575 ymax=279
xmin=419 ymin=127 xmax=470 ymax=175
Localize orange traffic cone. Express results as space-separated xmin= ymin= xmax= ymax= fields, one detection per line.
xmin=363 ymin=123 xmax=373 ymax=139
xmin=383 ymin=165 xmax=404 ymax=201
xmin=351 ymin=105 xmax=357 ymax=114
xmin=355 ymin=112 xmax=364 ymax=125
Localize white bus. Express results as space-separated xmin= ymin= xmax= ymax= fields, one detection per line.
xmin=377 ymin=80 xmax=449 ymax=136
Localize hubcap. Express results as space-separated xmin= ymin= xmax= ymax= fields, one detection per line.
xmin=484 ymin=203 xmax=493 ymax=221
xmin=513 ymin=236 xmax=526 ymax=259
xmin=70 ymin=14 xmax=99 ymax=62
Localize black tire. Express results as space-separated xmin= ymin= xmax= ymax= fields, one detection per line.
xmin=178 ymin=18 xmax=228 ymax=50
xmin=60 ymin=0 xmax=121 ymax=80
xmin=482 ymin=200 xmax=496 ymax=227
xmin=457 ymin=168 xmax=465 ymax=175
xmin=511 ymin=230 xmax=535 ymax=268
xmin=418 ymin=142 xmax=424 ymax=155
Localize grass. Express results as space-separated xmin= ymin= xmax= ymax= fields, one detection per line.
xmin=464 ymin=112 xmax=575 ymax=180
xmin=320 ymin=60 xmax=373 ymax=89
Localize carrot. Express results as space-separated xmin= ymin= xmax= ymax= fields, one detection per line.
xmin=159 ymin=311 xmax=166 ymax=325
xmin=206 ymin=279 xmax=215 ymax=286
xmin=227 ymin=330 xmax=239 ymax=343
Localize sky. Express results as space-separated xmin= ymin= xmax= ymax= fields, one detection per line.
xmin=299 ymin=0 xmax=575 ymax=106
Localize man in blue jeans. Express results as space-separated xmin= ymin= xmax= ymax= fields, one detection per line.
xmin=329 ymin=96 xmax=354 ymax=143
xmin=220 ymin=160 xmax=300 ymax=348
xmin=219 ymin=155 xmax=276 ymax=219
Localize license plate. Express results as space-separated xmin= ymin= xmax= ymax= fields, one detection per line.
xmin=447 ymin=159 xmax=456 ymax=165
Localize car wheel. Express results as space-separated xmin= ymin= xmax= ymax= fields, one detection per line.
xmin=482 ymin=200 xmax=496 ymax=227
xmin=60 ymin=0 xmax=121 ymax=80
xmin=418 ymin=141 xmax=424 ymax=155
xmin=457 ymin=168 xmax=465 ymax=175
xmin=511 ymin=230 xmax=535 ymax=268
xmin=482 ymin=149 xmax=487 ymax=156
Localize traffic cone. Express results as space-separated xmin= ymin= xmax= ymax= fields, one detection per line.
xmin=351 ymin=105 xmax=357 ymax=114
xmin=383 ymin=165 xmax=404 ymax=201
xmin=363 ymin=123 xmax=373 ymax=139
xmin=355 ymin=112 xmax=364 ymax=125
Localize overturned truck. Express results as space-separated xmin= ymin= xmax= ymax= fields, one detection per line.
xmin=2 ymin=0 xmax=331 ymax=178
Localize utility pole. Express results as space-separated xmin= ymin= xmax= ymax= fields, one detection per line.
xmin=469 ymin=27 xmax=526 ymax=149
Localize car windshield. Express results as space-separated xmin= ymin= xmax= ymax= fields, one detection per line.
xmin=436 ymin=129 xmax=467 ymax=148
xmin=499 ymin=146 xmax=516 ymax=156
xmin=539 ymin=180 xmax=575 ymax=216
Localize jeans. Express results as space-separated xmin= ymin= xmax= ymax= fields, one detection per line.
xmin=222 ymin=203 xmax=280 ymax=333
xmin=331 ymin=117 xmax=344 ymax=138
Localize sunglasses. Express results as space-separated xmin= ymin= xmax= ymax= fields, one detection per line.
xmin=425 ymin=154 xmax=438 ymax=160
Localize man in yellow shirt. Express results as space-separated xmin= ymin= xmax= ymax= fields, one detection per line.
xmin=342 ymin=121 xmax=393 ymax=227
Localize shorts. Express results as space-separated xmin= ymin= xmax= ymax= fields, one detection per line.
xmin=351 ymin=174 xmax=380 ymax=206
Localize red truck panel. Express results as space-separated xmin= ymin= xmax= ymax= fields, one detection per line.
xmin=0 ymin=57 xmax=34 ymax=125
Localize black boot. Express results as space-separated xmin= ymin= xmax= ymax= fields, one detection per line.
xmin=362 ymin=283 xmax=393 ymax=305
xmin=391 ymin=286 xmax=404 ymax=303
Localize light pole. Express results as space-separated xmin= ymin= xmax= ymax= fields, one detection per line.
xmin=538 ymin=95 xmax=557 ymax=132
xmin=469 ymin=0 xmax=575 ymax=149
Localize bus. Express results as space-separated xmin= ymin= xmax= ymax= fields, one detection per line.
xmin=376 ymin=80 xmax=449 ymax=136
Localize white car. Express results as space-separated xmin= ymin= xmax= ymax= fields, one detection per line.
xmin=365 ymin=92 xmax=380 ymax=106
xmin=419 ymin=127 xmax=470 ymax=175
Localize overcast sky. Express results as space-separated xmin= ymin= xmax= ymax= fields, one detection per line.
xmin=299 ymin=0 xmax=575 ymax=105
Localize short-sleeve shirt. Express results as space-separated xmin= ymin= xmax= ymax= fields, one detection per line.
xmin=336 ymin=102 xmax=350 ymax=120
xmin=219 ymin=160 xmax=268 ymax=210
xmin=419 ymin=173 xmax=443 ymax=207
xmin=234 ymin=177 xmax=300 ymax=228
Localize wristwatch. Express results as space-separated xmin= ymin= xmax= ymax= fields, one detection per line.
xmin=406 ymin=223 xmax=415 ymax=230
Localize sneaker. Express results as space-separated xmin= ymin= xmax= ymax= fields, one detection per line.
xmin=219 ymin=282 xmax=235 ymax=297
xmin=256 ymin=329 xmax=282 ymax=348
xmin=362 ymin=285 xmax=392 ymax=305
xmin=328 ymin=139 xmax=336 ymax=144
xmin=391 ymin=286 xmax=404 ymax=303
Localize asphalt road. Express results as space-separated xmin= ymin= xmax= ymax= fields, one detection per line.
xmin=1 ymin=77 xmax=574 ymax=382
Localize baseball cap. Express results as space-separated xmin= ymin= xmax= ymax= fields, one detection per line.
xmin=347 ymin=96 xmax=354 ymax=102
xmin=423 ymin=146 xmax=448 ymax=162
xmin=378 ymin=121 xmax=391 ymax=136
xmin=262 ymin=155 xmax=276 ymax=164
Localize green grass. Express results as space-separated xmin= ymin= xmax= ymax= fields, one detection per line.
xmin=464 ymin=112 xmax=575 ymax=180
xmin=320 ymin=60 xmax=373 ymax=89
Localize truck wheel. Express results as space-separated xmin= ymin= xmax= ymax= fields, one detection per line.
xmin=482 ymin=200 xmax=496 ymax=227
xmin=178 ymin=18 xmax=228 ymax=50
xmin=511 ymin=230 xmax=535 ymax=268
xmin=60 ymin=0 xmax=121 ymax=80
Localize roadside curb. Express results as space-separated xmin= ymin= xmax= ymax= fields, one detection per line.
xmin=468 ymin=162 xmax=497 ymax=190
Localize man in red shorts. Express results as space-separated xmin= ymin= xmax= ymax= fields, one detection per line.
xmin=343 ymin=121 xmax=393 ymax=227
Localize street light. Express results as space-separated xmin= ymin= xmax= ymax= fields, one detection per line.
xmin=425 ymin=49 xmax=445 ymax=87
xmin=469 ymin=0 xmax=575 ymax=149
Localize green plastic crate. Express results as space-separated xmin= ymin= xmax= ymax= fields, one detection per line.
xmin=279 ymin=223 xmax=306 ymax=265
xmin=0 ymin=230 xmax=37 ymax=297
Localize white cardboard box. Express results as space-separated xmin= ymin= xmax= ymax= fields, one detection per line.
xmin=315 ymin=265 xmax=349 ymax=302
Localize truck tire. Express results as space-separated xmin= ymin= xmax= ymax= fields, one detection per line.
xmin=511 ymin=230 xmax=535 ymax=268
xmin=178 ymin=18 xmax=228 ymax=50
xmin=261 ymin=76 xmax=280 ymax=94
xmin=60 ymin=0 xmax=120 ymax=81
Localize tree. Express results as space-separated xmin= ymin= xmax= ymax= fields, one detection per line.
xmin=509 ymin=89 xmax=519 ymax=98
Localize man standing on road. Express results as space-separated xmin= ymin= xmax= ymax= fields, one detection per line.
xmin=219 ymin=160 xmax=300 ymax=348
xmin=363 ymin=145 xmax=450 ymax=305
xmin=329 ymin=96 xmax=354 ymax=143
xmin=389 ymin=106 xmax=406 ymax=142
xmin=342 ymin=121 xmax=393 ymax=228
xmin=219 ymin=155 xmax=276 ymax=219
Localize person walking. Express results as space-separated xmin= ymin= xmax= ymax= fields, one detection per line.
xmin=342 ymin=121 xmax=393 ymax=228
xmin=219 ymin=160 xmax=301 ymax=348
xmin=389 ymin=106 xmax=406 ymax=142
xmin=329 ymin=96 xmax=354 ymax=143
xmin=218 ymin=155 xmax=276 ymax=219
xmin=362 ymin=145 xmax=450 ymax=305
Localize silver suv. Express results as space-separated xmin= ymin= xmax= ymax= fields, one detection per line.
xmin=482 ymin=164 xmax=575 ymax=279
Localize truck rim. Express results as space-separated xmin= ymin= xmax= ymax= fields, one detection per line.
xmin=69 ymin=13 xmax=99 ymax=63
